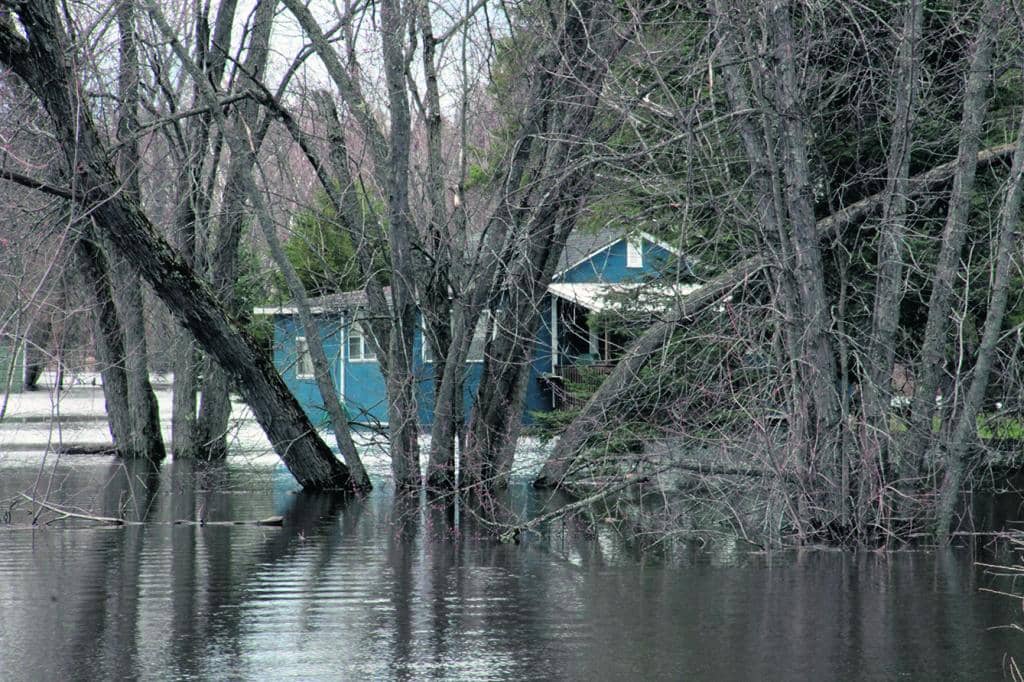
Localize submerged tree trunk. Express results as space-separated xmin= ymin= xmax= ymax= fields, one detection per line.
xmin=113 ymin=0 xmax=165 ymax=461
xmin=75 ymin=228 xmax=134 ymax=456
xmin=0 ymin=1 xmax=350 ymax=490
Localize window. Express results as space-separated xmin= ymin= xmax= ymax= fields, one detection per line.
xmin=626 ymin=237 xmax=643 ymax=268
xmin=423 ymin=312 xmax=492 ymax=363
xmin=295 ymin=336 xmax=314 ymax=377
xmin=348 ymin=321 xmax=377 ymax=362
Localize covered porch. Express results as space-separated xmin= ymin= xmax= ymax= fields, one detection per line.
xmin=540 ymin=282 xmax=700 ymax=410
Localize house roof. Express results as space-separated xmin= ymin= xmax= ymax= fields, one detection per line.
xmin=254 ymin=229 xmax=686 ymax=316
xmin=547 ymin=281 xmax=702 ymax=313
xmin=253 ymin=289 xmax=375 ymax=316
xmin=553 ymin=228 xmax=683 ymax=279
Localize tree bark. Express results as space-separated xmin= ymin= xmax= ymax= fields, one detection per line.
xmin=0 ymin=1 xmax=350 ymax=490
xmin=113 ymin=0 xmax=166 ymax=461
xmin=908 ymin=0 xmax=1002 ymax=462
xmin=935 ymin=98 xmax=1024 ymax=539
xmin=534 ymin=141 xmax=1019 ymax=487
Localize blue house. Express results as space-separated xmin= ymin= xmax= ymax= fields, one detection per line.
xmin=255 ymin=230 xmax=694 ymax=428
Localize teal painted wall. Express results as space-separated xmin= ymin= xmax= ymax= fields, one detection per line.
xmin=558 ymin=237 xmax=673 ymax=284
xmin=269 ymin=235 xmax=677 ymax=429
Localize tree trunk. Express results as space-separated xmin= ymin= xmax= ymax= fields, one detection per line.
xmin=381 ymin=0 xmax=421 ymax=488
xmin=861 ymin=0 xmax=922 ymax=484
xmin=907 ymin=0 xmax=1002 ymax=464
xmin=146 ymin=0 xmax=371 ymax=485
xmin=767 ymin=0 xmax=842 ymax=510
xmin=534 ymin=141 xmax=1018 ymax=487
xmin=166 ymin=0 xmax=238 ymax=459
xmin=463 ymin=0 xmax=618 ymax=489
xmin=113 ymin=0 xmax=165 ymax=461
xmin=75 ymin=228 xmax=134 ymax=456
xmin=244 ymin=159 xmax=371 ymax=488
xmin=0 ymin=1 xmax=350 ymax=490
xmin=935 ymin=101 xmax=1024 ymax=539
xmin=194 ymin=0 xmax=277 ymax=459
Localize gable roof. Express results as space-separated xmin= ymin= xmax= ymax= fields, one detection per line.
xmin=253 ymin=288 xmax=380 ymax=316
xmin=553 ymin=229 xmax=682 ymax=279
xmin=255 ymin=229 xmax=684 ymax=316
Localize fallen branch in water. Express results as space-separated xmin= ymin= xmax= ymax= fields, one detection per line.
xmin=15 ymin=495 xmax=285 ymax=528
xmin=21 ymin=493 xmax=125 ymax=525
xmin=501 ymin=465 xmax=672 ymax=543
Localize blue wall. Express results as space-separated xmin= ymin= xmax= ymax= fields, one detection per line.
xmin=558 ymin=237 xmax=673 ymax=284
xmin=273 ymin=315 xmax=342 ymax=426
xmin=270 ymin=235 xmax=673 ymax=429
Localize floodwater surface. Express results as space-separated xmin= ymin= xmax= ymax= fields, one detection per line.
xmin=0 ymin=455 xmax=1021 ymax=681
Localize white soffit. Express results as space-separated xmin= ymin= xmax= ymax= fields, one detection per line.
xmin=546 ymin=282 xmax=702 ymax=313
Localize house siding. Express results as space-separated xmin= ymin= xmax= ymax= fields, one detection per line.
xmin=267 ymin=235 xmax=676 ymax=430
xmin=273 ymin=315 xmax=342 ymax=426
xmin=558 ymin=237 xmax=674 ymax=284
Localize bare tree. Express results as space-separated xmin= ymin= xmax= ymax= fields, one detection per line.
xmin=0 ymin=1 xmax=351 ymax=489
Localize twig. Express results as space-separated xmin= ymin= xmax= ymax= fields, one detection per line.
xmin=20 ymin=493 xmax=124 ymax=525
xmin=500 ymin=465 xmax=673 ymax=543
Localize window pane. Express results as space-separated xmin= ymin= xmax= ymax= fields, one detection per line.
xmin=347 ymin=327 xmax=363 ymax=359
xmin=361 ymin=325 xmax=377 ymax=360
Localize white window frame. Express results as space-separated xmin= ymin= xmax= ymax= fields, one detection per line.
xmin=626 ymin=237 xmax=643 ymax=268
xmin=422 ymin=311 xmax=493 ymax=364
xmin=347 ymin=320 xmax=378 ymax=363
xmin=295 ymin=336 xmax=315 ymax=378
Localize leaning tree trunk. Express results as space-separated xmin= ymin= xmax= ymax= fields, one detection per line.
xmin=242 ymin=158 xmax=372 ymax=488
xmin=0 ymin=1 xmax=350 ymax=490
xmin=146 ymin=0 xmax=370 ymax=486
xmin=534 ymin=139 xmax=1019 ymax=487
xmin=907 ymin=0 xmax=1002 ymax=467
xmin=935 ymin=101 xmax=1024 ymax=539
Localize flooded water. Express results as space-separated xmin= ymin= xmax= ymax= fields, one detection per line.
xmin=0 ymin=454 xmax=1021 ymax=680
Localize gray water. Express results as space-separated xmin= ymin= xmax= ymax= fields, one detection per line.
xmin=0 ymin=455 xmax=1021 ymax=681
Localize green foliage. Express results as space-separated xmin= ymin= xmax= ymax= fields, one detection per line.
xmin=278 ymin=189 xmax=388 ymax=299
